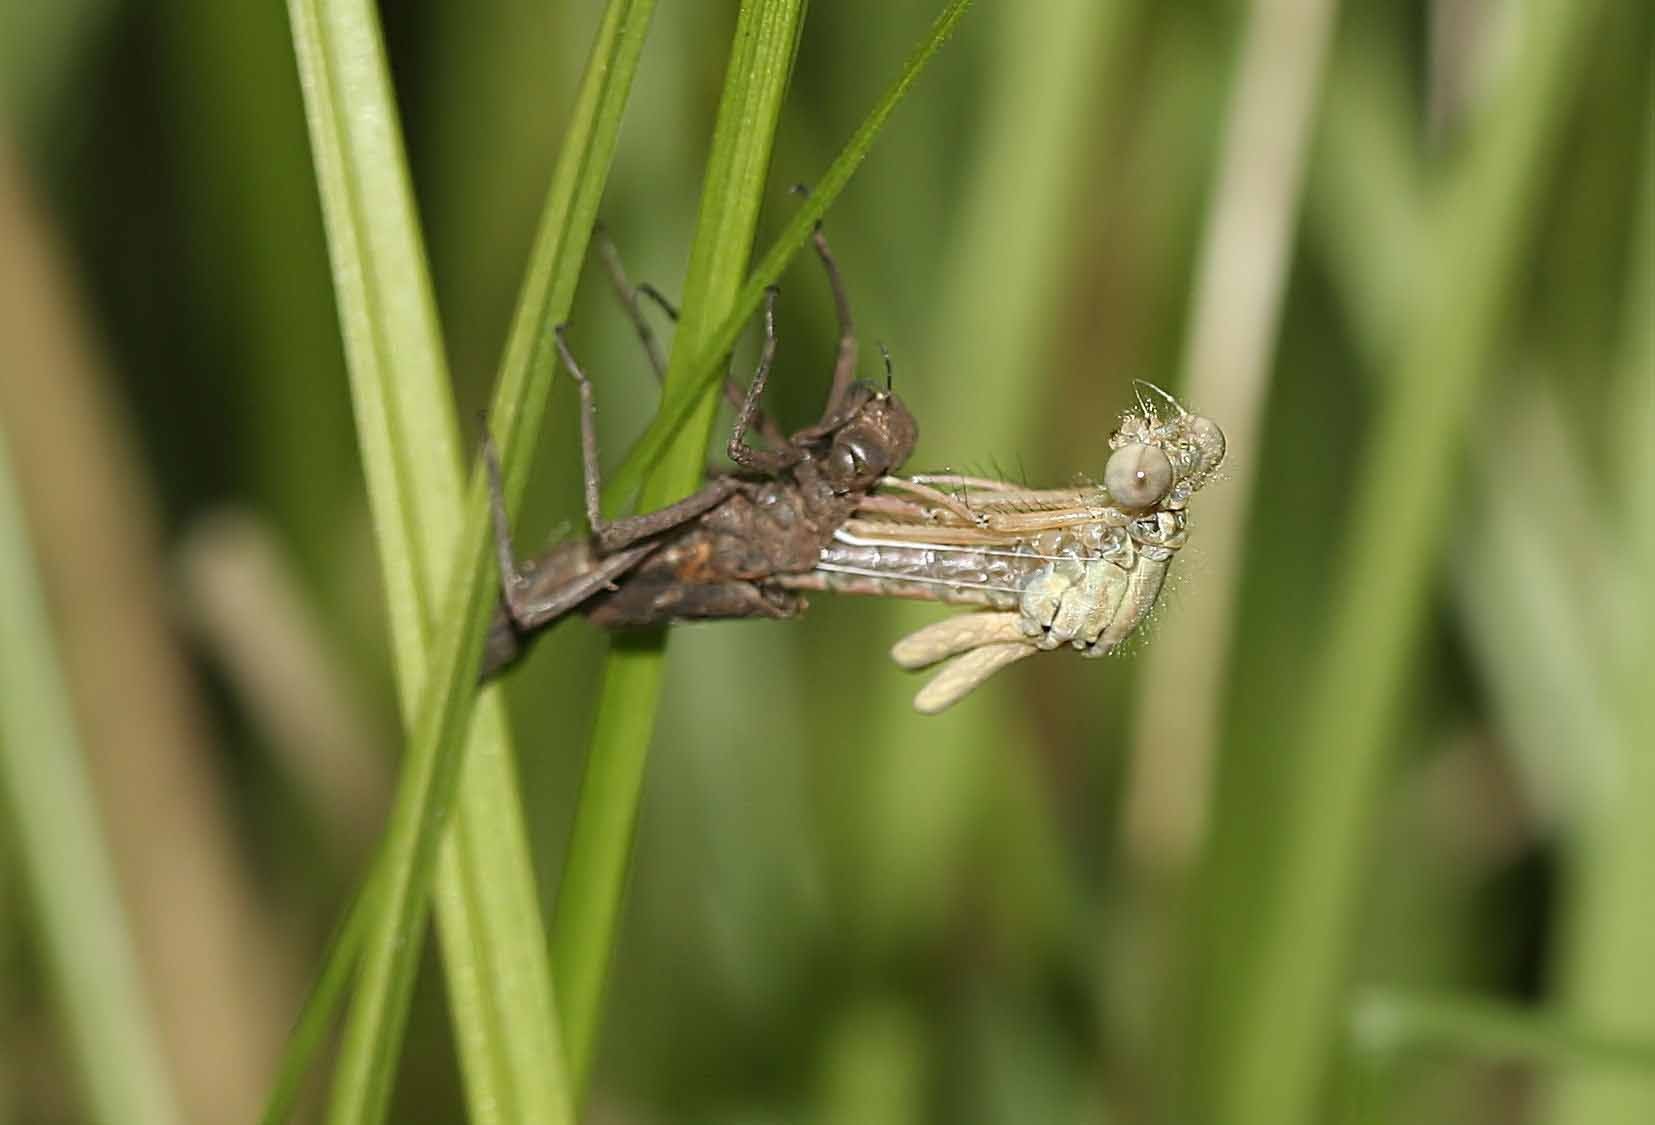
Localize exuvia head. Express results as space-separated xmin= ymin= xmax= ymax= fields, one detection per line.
xmin=1103 ymin=384 xmax=1226 ymax=511
xmin=818 ymin=380 xmax=919 ymax=493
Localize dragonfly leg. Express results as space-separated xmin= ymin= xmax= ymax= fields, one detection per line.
xmin=863 ymin=476 xmax=986 ymax=526
xmin=769 ymin=197 xmax=862 ymax=444
xmin=634 ymin=281 xmax=678 ymax=321
xmin=788 ymin=191 xmax=860 ymax=421
xmin=594 ymin=224 xmax=668 ymax=380
xmin=594 ymin=226 xmax=788 ymax=448
xmin=905 ymin=473 xmax=1026 ymax=494
xmin=481 ymin=417 xmax=660 ymax=636
xmin=554 ymin=325 xmax=741 ymax=554
xmin=1049 ymin=557 xmax=1126 ymax=650
xmin=1017 ymin=559 xmax=1085 ymax=649
xmin=726 ymin=287 xmax=800 ymax=474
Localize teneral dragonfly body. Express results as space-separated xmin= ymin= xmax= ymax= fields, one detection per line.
xmin=781 ymin=392 xmax=1226 ymax=712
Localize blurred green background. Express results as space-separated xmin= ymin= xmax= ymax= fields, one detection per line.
xmin=0 ymin=0 xmax=1650 ymax=1122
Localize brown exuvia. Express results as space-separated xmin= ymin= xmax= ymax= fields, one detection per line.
xmin=481 ymin=224 xmax=916 ymax=677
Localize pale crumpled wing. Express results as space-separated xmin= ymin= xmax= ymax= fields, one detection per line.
xmin=889 ymin=612 xmax=1037 ymax=714
xmin=890 ymin=611 xmax=1028 ymax=668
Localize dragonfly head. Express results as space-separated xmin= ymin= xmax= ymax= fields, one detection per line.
xmin=1106 ymin=389 xmax=1226 ymax=510
xmin=819 ymin=381 xmax=919 ymax=493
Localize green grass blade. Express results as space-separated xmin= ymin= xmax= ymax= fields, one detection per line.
xmin=552 ymin=0 xmax=810 ymax=1093
xmin=1127 ymin=0 xmax=1337 ymax=866
xmin=283 ymin=0 xmax=660 ymax=1121
xmin=260 ymin=881 xmax=369 ymax=1125
xmin=0 ymin=425 xmax=182 ymax=1125
xmin=283 ymin=0 xmax=564 ymax=1120
xmin=1312 ymin=26 xmax=1655 ymax=1122
xmin=481 ymin=0 xmax=660 ymax=509
xmin=1545 ymin=72 xmax=1655 ymax=1119
xmin=602 ymin=0 xmax=976 ymax=508
xmin=549 ymin=7 xmax=976 ymax=1095
xmin=552 ymin=0 xmax=977 ymax=1098
xmin=1304 ymin=36 xmax=1424 ymax=367
xmin=1351 ymin=990 xmax=1655 ymax=1075
xmin=1455 ymin=396 xmax=1624 ymax=824
xmin=1215 ymin=3 xmax=1610 ymax=1124
xmin=1307 ymin=28 xmax=1615 ymax=830
xmin=551 ymin=640 xmax=665 ymax=1096
xmin=1622 ymin=74 xmax=1655 ymax=550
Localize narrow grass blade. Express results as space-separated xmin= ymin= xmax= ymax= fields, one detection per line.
xmin=550 ymin=7 xmax=977 ymax=1097
xmin=1125 ymin=0 xmax=1339 ymax=869
xmin=1311 ymin=24 xmax=1655 ymax=1123
xmin=1621 ymin=76 xmax=1655 ymax=559
xmin=260 ymin=882 xmax=369 ymax=1125
xmin=553 ymin=0 xmax=810 ymax=1095
xmin=1216 ymin=4 xmax=1610 ymax=1124
xmin=283 ymin=0 xmax=656 ymax=1122
xmin=1545 ymin=66 xmax=1655 ymax=1123
xmin=1351 ymin=990 xmax=1655 ymax=1075
xmin=1455 ymin=396 xmax=1623 ymax=825
xmin=1303 ymin=36 xmax=1424 ymax=366
xmin=283 ymin=0 xmax=561 ymax=1119
xmin=1307 ymin=35 xmax=1611 ymax=831
xmin=0 ymin=425 xmax=181 ymax=1125
xmin=602 ymin=0 xmax=976 ymax=508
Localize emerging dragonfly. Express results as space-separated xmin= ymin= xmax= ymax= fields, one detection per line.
xmin=482 ymin=227 xmax=1225 ymax=712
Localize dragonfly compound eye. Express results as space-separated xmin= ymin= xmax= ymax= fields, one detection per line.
xmin=1104 ymin=443 xmax=1173 ymax=509
xmin=827 ymin=437 xmax=873 ymax=488
xmin=1184 ymin=415 xmax=1227 ymax=481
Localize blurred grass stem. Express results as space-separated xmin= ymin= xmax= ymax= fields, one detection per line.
xmin=1311 ymin=11 xmax=1655 ymax=1114
xmin=0 ymin=136 xmax=287 ymax=1125
xmin=1352 ymin=990 xmax=1655 ymax=1074
xmin=1543 ymin=67 xmax=1655 ymax=1124
xmin=0 ymin=410 xmax=181 ymax=1125
xmin=1124 ymin=0 xmax=1340 ymax=873
xmin=178 ymin=512 xmax=391 ymax=861
xmin=1217 ymin=3 xmax=1608 ymax=1122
